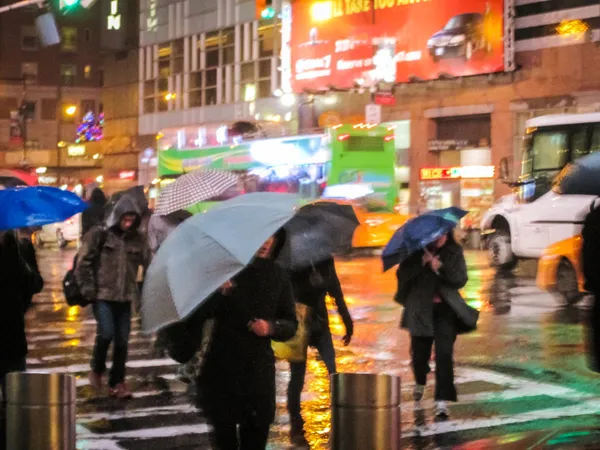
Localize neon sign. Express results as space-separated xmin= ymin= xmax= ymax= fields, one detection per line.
xmin=420 ymin=166 xmax=495 ymax=180
xmin=147 ymin=0 xmax=158 ymax=31
xmin=107 ymin=0 xmax=121 ymax=30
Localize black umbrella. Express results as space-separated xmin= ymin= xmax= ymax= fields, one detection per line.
xmin=278 ymin=201 xmax=360 ymax=270
xmin=553 ymin=152 xmax=600 ymax=196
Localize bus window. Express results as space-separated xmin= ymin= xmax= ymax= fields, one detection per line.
xmin=571 ymin=125 xmax=589 ymax=161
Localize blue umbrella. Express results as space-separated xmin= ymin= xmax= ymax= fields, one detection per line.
xmin=382 ymin=207 xmax=468 ymax=272
xmin=0 ymin=186 xmax=88 ymax=231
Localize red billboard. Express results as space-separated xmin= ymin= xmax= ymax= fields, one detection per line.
xmin=290 ymin=0 xmax=505 ymax=91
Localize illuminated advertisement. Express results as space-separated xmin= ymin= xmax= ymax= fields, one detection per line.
xmin=420 ymin=166 xmax=495 ymax=180
xmin=291 ymin=0 xmax=504 ymax=91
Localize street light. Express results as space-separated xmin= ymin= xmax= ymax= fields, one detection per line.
xmin=311 ymin=2 xmax=333 ymax=22
xmin=65 ymin=105 xmax=77 ymax=116
xmin=164 ymin=93 xmax=176 ymax=101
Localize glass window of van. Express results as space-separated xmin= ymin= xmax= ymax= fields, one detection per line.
xmin=531 ymin=130 xmax=568 ymax=171
xmin=590 ymin=125 xmax=600 ymax=154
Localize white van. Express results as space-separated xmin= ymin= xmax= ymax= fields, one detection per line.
xmin=481 ymin=113 xmax=600 ymax=269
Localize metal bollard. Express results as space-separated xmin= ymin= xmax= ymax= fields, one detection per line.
xmin=331 ymin=373 xmax=401 ymax=450
xmin=6 ymin=372 xmax=76 ymax=450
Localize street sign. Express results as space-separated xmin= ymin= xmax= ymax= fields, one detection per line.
xmin=365 ymin=104 xmax=382 ymax=124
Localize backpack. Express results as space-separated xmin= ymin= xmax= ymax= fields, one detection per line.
xmin=62 ymin=229 xmax=108 ymax=307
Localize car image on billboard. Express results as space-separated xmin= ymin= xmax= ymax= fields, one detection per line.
xmin=290 ymin=0 xmax=504 ymax=91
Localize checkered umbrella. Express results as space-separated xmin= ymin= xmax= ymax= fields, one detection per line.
xmin=155 ymin=169 xmax=239 ymax=216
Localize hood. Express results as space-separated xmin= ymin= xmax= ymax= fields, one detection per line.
xmin=89 ymin=188 xmax=107 ymax=207
xmin=106 ymin=194 xmax=142 ymax=230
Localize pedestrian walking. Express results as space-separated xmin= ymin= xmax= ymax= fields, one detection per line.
xmin=582 ymin=202 xmax=600 ymax=372
xmin=81 ymin=187 xmax=107 ymax=237
xmin=394 ymin=231 xmax=473 ymax=420
xmin=287 ymin=257 xmax=353 ymax=445
xmin=76 ymin=195 xmax=151 ymax=399
xmin=190 ymin=230 xmax=297 ymax=449
xmin=0 ymin=231 xmax=43 ymax=401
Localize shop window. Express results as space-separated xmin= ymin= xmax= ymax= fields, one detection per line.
xmin=259 ymin=59 xmax=271 ymax=79
xmin=221 ymin=28 xmax=235 ymax=65
xmin=206 ymin=88 xmax=217 ymax=106
xmin=41 ymin=99 xmax=57 ymax=121
xmin=61 ymin=27 xmax=77 ymax=52
xmin=158 ymin=43 xmax=171 ymax=77
xmin=189 ymin=89 xmax=203 ymax=108
xmin=21 ymin=62 xmax=38 ymax=84
xmin=241 ymin=62 xmax=254 ymax=83
xmin=60 ymin=64 xmax=77 ymax=86
xmin=21 ymin=25 xmax=38 ymax=50
xmin=143 ymin=97 xmax=155 ymax=114
xmin=258 ymin=79 xmax=271 ymax=99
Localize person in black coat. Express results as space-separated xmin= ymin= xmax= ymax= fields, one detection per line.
xmin=287 ymin=257 xmax=353 ymax=445
xmin=395 ymin=232 xmax=475 ymax=421
xmin=82 ymin=188 xmax=107 ymax=237
xmin=0 ymin=231 xmax=43 ymax=401
xmin=195 ymin=229 xmax=297 ymax=450
xmin=582 ymin=204 xmax=600 ymax=372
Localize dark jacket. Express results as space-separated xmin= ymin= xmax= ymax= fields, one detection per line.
xmin=197 ymin=256 xmax=297 ymax=426
xmin=76 ymin=195 xmax=151 ymax=303
xmin=0 ymin=232 xmax=42 ymax=369
xmin=395 ymin=242 xmax=477 ymax=337
xmin=18 ymin=238 xmax=43 ymax=311
xmin=582 ymin=205 xmax=600 ymax=372
xmin=289 ymin=257 xmax=353 ymax=338
xmin=81 ymin=188 xmax=107 ymax=236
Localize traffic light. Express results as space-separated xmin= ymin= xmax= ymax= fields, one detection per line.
xmin=59 ymin=0 xmax=80 ymax=13
xmin=261 ymin=6 xmax=275 ymax=19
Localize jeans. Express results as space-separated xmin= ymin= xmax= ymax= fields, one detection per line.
xmin=91 ymin=301 xmax=132 ymax=388
xmin=287 ymin=328 xmax=337 ymax=424
xmin=410 ymin=301 xmax=457 ymax=402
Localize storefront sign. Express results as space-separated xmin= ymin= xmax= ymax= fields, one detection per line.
xmin=38 ymin=176 xmax=58 ymax=184
xmin=427 ymin=139 xmax=473 ymax=152
xmin=374 ymin=93 xmax=396 ymax=106
xmin=291 ymin=0 xmax=505 ymax=91
xmin=420 ymin=166 xmax=495 ymax=180
xmin=67 ymin=145 xmax=86 ymax=156
xmin=107 ymin=0 xmax=121 ymax=30
xmin=365 ymin=104 xmax=382 ymax=123
xmin=119 ymin=170 xmax=136 ymax=180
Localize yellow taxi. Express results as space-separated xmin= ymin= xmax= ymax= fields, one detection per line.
xmin=315 ymin=199 xmax=410 ymax=248
xmin=536 ymin=235 xmax=586 ymax=304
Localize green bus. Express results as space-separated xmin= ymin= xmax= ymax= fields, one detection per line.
xmin=156 ymin=124 xmax=397 ymax=212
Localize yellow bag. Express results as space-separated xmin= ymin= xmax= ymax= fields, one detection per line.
xmin=272 ymin=303 xmax=312 ymax=362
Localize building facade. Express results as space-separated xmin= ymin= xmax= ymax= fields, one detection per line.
xmin=138 ymin=0 xmax=600 ymax=217
xmin=138 ymin=0 xmax=293 ymax=141
xmin=0 ymin=0 xmax=104 ymax=188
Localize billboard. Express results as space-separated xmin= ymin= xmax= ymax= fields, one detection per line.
xmin=290 ymin=0 xmax=505 ymax=91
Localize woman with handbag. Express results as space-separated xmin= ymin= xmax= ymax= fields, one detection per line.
xmin=287 ymin=256 xmax=353 ymax=446
xmin=394 ymin=231 xmax=477 ymax=420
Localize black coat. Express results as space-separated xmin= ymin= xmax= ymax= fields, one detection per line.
xmin=0 ymin=232 xmax=43 ymax=371
xmin=289 ymin=257 xmax=353 ymax=339
xmin=394 ymin=242 xmax=478 ymax=337
xmin=582 ymin=205 xmax=600 ymax=372
xmin=196 ymin=257 xmax=297 ymax=425
xmin=82 ymin=188 xmax=107 ymax=236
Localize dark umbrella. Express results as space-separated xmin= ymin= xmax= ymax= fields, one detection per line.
xmin=553 ymin=152 xmax=600 ymax=195
xmin=278 ymin=201 xmax=360 ymax=270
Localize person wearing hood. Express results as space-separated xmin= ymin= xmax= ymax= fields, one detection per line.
xmin=76 ymin=194 xmax=151 ymax=399
xmin=190 ymin=229 xmax=297 ymax=449
xmin=81 ymin=188 xmax=107 ymax=237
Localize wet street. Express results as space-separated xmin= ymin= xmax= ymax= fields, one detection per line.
xmin=25 ymin=247 xmax=600 ymax=449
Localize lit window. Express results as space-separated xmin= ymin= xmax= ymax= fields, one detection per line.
xmin=84 ymin=65 xmax=92 ymax=79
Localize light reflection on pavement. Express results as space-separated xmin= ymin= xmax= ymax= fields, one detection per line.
xmin=26 ymin=248 xmax=600 ymax=449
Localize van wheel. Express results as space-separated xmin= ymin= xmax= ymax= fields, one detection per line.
xmin=488 ymin=232 xmax=517 ymax=270
xmin=556 ymin=259 xmax=583 ymax=305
